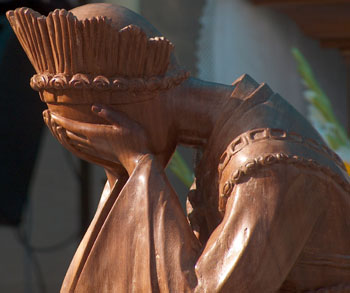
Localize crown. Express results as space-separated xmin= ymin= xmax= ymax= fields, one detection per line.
xmin=6 ymin=7 xmax=189 ymax=104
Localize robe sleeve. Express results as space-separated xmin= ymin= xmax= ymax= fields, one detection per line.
xmin=70 ymin=154 xmax=201 ymax=293
xmin=194 ymin=163 xmax=327 ymax=292
xmin=65 ymin=153 xmax=327 ymax=293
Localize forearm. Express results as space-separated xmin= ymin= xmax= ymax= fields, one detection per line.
xmin=140 ymin=154 xmax=202 ymax=291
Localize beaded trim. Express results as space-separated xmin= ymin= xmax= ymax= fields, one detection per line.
xmin=220 ymin=152 xmax=350 ymax=199
xmin=218 ymin=128 xmax=346 ymax=177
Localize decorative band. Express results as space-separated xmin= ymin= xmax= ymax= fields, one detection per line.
xmin=219 ymin=153 xmax=350 ymax=210
xmin=30 ymin=71 xmax=190 ymax=92
xmin=218 ymin=128 xmax=346 ymax=177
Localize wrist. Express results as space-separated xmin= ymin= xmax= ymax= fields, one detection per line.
xmin=125 ymin=153 xmax=153 ymax=176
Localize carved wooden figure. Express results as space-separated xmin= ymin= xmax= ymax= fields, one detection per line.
xmin=6 ymin=3 xmax=350 ymax=292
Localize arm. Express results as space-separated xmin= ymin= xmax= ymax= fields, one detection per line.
xmin=67 ymin=154 xmax=201 ymax=292
xmin=46 ymin=107 xmax=202 ymax=292
xmin=48 ymin=106 xmax=326 ymax=292
xmin=194 ymin=164 xmax=327 ymax=292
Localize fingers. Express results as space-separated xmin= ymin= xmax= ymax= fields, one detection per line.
xmin=55 ymin=123 xmax=104 ymax=165
xmin=56 ymin=125 xmax=84 ymax=155
xmin=92 ymin=104 xmax=135 ymax=129
xmin=55 ymin=122 xmax=96 ymax=158
xmin=42 ymin=109 xmax=50 ymax=125
xmin=43 ymin=110 xmax=61 ymax=141
xmin=43 ymin=110 xmax=123 ymax=170
xmin=65 ymin=130 xmax=89 ymax=146
xmin=44 ymin=110 xmax=91 ymax=146
xmin=43 ymin=110 xmax=94 ymax=159
xmin=49 ymin=111 xmax=96 ymax=138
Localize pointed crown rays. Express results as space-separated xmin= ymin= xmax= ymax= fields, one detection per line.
xmin=6 ymin=7 xmax=189 ymax=92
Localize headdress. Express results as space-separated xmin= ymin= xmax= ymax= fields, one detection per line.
xmin=6 ymin=7 xmax=189 ymax=104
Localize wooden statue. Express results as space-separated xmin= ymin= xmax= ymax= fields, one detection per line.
xmin=6 ymin=3 xmax=350 ymax=292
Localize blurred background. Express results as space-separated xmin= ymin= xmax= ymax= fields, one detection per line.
xmin=0 ymin=0 xmax=348 ymax=292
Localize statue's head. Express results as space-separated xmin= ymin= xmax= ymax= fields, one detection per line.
xmin=7 ymin=3 xmax=189 ymax=162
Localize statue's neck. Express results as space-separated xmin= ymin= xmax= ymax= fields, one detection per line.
xmin=169 ymin=77 xmax=238 ymax=147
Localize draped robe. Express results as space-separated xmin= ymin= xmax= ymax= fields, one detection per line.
xmin=61 ymin=75 xmax=350 ymax=293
